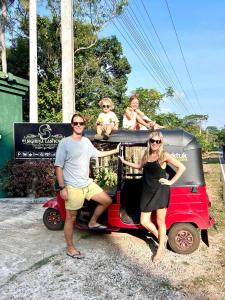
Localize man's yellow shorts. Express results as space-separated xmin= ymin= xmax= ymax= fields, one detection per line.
xmin=65 ymin=182 xmax=103 ymax=210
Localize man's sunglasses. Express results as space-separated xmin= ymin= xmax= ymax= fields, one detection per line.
xmin=72 ymin=121 xmax=85 ymax=126
xmin=102 ymin=105 xmax=110 ymax=108
xmin=149 ymin=138 xmax=161 ymax=144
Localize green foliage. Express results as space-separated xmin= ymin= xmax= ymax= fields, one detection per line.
xmin=156 ymin=112 xmax=183 ymax=129
xmin=38 ymin=77 xmax=62 ymax=122
xmin=94 ymin=166 xmax=117 ymax=188
xmin=75 ymin=35 xmax=131 ymax=113
xmin=7 ymin=12 xmax=131 ymax=122
xmin=7 ymin=36 xmax=29 ymax=79
xmin=217 ymin=128 xmax=225 ymax=146
xmin=4 ymin=160 xmax=55 ymax=197
xmin=183 ymin=114 xmax=208 ymax=126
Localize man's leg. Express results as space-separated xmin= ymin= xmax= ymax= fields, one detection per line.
xmin=88 ymin=191 xmax=112 ymax=227
xmin=64 ymin=209 xmax=78 ymax=254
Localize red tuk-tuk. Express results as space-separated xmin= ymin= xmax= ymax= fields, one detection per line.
xmin=43 ymin=129 xmax=215 ymax=254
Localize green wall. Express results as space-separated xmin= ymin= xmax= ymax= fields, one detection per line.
xmin=0 ymin=72 xmax=29 ymax=197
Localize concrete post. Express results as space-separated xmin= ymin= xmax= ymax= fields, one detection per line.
xmin=29 ymin=0 xmax=38 ymax=122
xmin=61 ymin=0 xmax=75 ymax=123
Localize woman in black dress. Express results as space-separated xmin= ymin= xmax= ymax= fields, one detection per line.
xmin=119 ymin=131 xmax=186 ymax=263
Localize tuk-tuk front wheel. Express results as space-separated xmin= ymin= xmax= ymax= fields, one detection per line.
xmin=168 ymin=223 xmax=200 ymax=254
xmin=43 ymin=208 xmax=64 ymax=230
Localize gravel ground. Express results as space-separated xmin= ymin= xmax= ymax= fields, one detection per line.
xmin=0 ymin=198 xmax=225 ymax=300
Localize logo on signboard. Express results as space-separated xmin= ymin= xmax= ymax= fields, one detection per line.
xmin=22 ymin=124 xmax=64 ymax=150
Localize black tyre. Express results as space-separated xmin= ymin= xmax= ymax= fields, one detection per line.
xmin=43 ymin=208 xmax=64 ymax=230
xmin=168 ymin=223 xmax=200 ymax=254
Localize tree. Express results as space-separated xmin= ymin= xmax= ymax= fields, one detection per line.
xmin=6 ymin=13 xmax=131 ymax=122
xmin=183 ymin=114 xmax=208 ymax=126
xmin=218 ymin=128 xmax=225 ymax=146
xmin=75 ymin=35 xmax=131 ymax=110
xmin=156 ymin=112 xmax=183 ymax=129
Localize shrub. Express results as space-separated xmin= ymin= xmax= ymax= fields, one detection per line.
xmin=4 ymin=160 xmax=55 ymax=197
xmin=94 ymin=166 xmax=117 ymax=188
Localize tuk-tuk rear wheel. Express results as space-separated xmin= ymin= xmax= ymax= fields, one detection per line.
xmin=168 ymin=223 xmax=200 ymax=254
xmin=43 ymin=208 xmax=64 ymax=230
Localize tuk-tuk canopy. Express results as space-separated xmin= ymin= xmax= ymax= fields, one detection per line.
xmin=85 ymin=129 xmax=205 ymax=186
xmin=84 ymin=129 xmax=200 ymax=150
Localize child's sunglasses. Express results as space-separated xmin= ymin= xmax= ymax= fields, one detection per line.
xmin=102 ymin=105 xmax=110 ymax=108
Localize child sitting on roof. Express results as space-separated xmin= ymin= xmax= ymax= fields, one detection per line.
xmin=122 ymin=94 xmax=164 ymax=130
xmin=94 ymin=97 xmax=119 ymax=140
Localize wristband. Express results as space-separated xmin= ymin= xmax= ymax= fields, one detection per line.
xmin=59 ymin=186 xmax=65 ymax=191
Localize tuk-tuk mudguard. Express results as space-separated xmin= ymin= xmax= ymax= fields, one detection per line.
xmin=43 ymin=194 xmax=66 ymax=221
xmin=165 ymin=213 xmax=211 ymax=229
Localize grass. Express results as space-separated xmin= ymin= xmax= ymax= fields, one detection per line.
xmin=30 ymin=254 xmax=56 ymax=271
xmin=159 ymin=280 xmax=174 ymax=290
xmin=203 ymin=159 xmax=225 ymax=232
xmin=187 ymin=158 xmax=225 ymax=294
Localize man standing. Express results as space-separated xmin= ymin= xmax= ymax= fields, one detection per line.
xmin=55 ymin=113 xmax=119 ymax=258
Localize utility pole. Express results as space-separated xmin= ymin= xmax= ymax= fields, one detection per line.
xmin=61 ymin=0 xmax=75 ymax=123
xmin=29 ymin=0 xmax=38 ymax=122
xmin=0 ymin=1 xmax=7 ymax=73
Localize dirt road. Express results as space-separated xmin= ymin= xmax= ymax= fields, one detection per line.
xmin=0 ymin=198 xmax=225 ymax=299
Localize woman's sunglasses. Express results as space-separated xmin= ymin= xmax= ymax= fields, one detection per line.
xmin=102 ymin=105 xmax=110 ymax=108
xmin=150 ymin=138 xmax=161 ymax=144
xmin=72 ymin=121 xmax=85 ymax=126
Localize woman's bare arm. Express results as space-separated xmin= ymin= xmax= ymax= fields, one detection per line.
xmin=119 ymin=156 xmax=143 ymax=169
xmin=159 ymin=152 xmax=186 ymax=185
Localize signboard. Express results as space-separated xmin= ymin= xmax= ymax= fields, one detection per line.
xmin=14 ymin=123 xmax=72 ymax=160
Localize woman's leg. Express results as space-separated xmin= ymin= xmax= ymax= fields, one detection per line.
xmin=140 ymin=212 xmax=158 ymax=239
xmin=153 ymin=208 xmax=167 ymax=263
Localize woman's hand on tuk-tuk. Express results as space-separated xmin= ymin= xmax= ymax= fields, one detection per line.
xmin=159 ymin=178 xmax=172 ymax=186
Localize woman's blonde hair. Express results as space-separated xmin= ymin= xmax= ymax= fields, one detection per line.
xmin=141 ymin=131 xmax=165 ymax=165
xmin=99 ymin=97 xmax=114 ymax=109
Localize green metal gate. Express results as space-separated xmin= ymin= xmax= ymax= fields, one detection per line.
xmin=0 ymin=72 xmax=29 ymax=197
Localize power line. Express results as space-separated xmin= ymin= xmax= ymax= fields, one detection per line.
xmin=120 ymin=11 xmax=190 ymax=112
xmin=164 ymin=0 xmax=201 ymax=110
xmin=138 ymin=0 xmax=195 ymax=112
xmin=105 ymin=0 xmax=194 ymax=114
xmin=126 ymin=1 xmax=191 ymax=113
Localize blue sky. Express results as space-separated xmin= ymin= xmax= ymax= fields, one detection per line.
xmin=100 ymin=0 xmax=225 ymax=129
